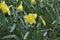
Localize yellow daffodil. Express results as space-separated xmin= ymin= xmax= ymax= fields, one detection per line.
xmin=31 ymin=0 xmax=35 ymax=4
xmin=17 ymin=1 xmax=23 ymax=12
xmin=39 ymin=16 xmax=46 ymax=26
xmin=24 ymin=13 xmax=37 ymax=24
xmin=16 ymin=0 xmax=18 ymax=2
xmin=17 ymin=4 xmax=23 ymax=12
xmin=0 ymin=1 xmax=10 ymax=15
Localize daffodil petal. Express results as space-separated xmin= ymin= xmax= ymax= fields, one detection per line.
xmin=33 ymin=14 xmax=37 ymax=18
xmin=33 ymin=20 xmax=36 ymax=24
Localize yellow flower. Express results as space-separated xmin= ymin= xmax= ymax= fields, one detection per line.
xmin=24 ymin=13 xmax=37 ymax=24
xmin=17 ymin=4 xmax=23 ymax=12
xmin=31 ymin=0 xmax=35 ymax=4
xmin=39 ymin=16 xmax=46 ymax=26
xmin=0 ymin=1 xmax=10 ymax=15
xmin=16 ymin=0 xmax=18 ymax=2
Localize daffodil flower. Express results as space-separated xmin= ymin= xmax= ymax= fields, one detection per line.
xmin=31 ymin=0 xmax=35 ymax=4
xmin=17 ymin=1 xmax=23 ymax=12
xmin=0 ymin=1 xmax=10 ymax=15
xmin=24 ymin=13 xmax=37 ymax=24
xmin=39 ymin=16 xmax=46 ymax=26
